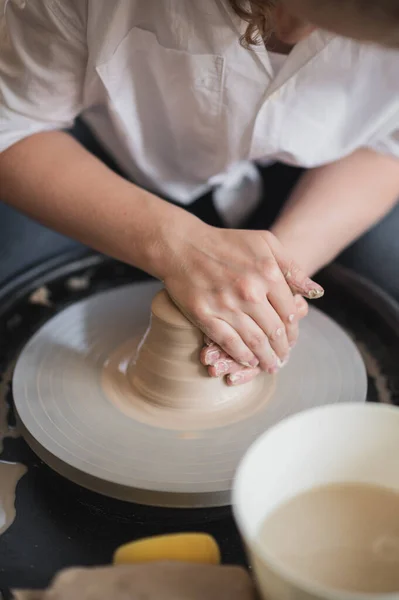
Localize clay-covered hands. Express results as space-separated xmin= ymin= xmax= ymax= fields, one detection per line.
xmin=164 ymin=225 xmax=323 ymax=373
xmin=201 ymin=295 xmax=309 ymax=386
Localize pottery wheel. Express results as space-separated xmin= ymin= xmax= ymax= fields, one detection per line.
xmin=12 ymin=281 xmax=367 ymax=508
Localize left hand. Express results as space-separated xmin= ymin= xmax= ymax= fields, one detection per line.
xmin=200 ymin=295 xmax=309 ymax=385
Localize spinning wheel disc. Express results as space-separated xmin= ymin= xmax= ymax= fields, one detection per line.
xmin=13 ymin=281 xmax=367 ymax=508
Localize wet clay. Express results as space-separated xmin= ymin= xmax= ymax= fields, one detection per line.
xmin=13 ymin=562 xmax=257 ymax=600
xmin=29 ymin=286 xmax=52 ymax=307
xmin=0 ymin=361 xmax=27 ymax=534
xmin=0 ymin=460 xmax=27 ymax=535
xmin=102 ymin=290 xmax=275 ymax=430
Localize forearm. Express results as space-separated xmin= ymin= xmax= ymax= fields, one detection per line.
xmin=0 ymin=131 xmax=203 ymax=279
xmin=271 ymin=149 xmax=399 ymax=275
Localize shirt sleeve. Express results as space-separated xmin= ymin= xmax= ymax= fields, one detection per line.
xmin=0 ymin=0 xmax=87 ymax=153
xmin=367 ymin=102 xmax=399 ymax=159
xmin=369 ymin=128 xmax=399 ymax=160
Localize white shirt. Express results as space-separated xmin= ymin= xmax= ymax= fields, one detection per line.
xmin=268 ymin=51 xmax=288 ymax=76
xmin=1 ymin=0 xmax=399 ymax=224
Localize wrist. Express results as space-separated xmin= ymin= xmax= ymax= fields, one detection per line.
xmin=143 ymin=206 xmax=210 ymax=282
xmin=270 ymin=223 xmax=319 ymax=277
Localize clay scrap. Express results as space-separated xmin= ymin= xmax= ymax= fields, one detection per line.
xmin=13 ymin=563 xmax=257 ymax=600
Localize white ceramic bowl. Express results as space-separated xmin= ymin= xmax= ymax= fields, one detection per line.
xmin=233 ymin=403 xmax=399 ymax=600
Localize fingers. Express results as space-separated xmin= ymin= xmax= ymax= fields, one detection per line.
xmin=265 ymin=233 xmax=324 ymax=300
xmin=206 ymin=353 xmax=264 ymax=378
xmin=200 ymin=343 xmax=223 ymax=366
xmin=209 ymin=358 xmax=236 ymax=378
xmin=294 ymin=294 xmax=309 ymax=318
xmin=201 ymin=345 xmax=262 ymax=385
xmin=201 ymin=296 xmax=309 ymax=374
xmin=201 ymin=254 xmax=298 ymax=368
xmin=231 ymin=312 xmax=288 ymax=371
xmin=243 ymin=305 xmax=291 ymax=366
xmin=202 ymin=320 xmax=259 ymax=368
xmin=202 ymin=297 xmax=308 ymax=382
xmin=202 ymin=314 xmax=280 ymax=374
xmin=200 ymin=344 xmax=235 ymax=377
xmin=227 ymin=367 xmax=261 ymax=386
xmin=259 ymin=281 xmax=299 ymax=349
xmin=243 ymin=255 xmax=299 ymax=354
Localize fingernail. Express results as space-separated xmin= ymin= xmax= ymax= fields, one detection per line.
xmin=242 ymin=358 xmax=259 ymax=368
xmin=215 ymin=360 xmax=230 ymax=376
xmin=306 ymin=288 xmax=324 ymax=299
xmin=289 ymin=341 xmax=296 ymax=349
xmin=229 ymin=373 xmax=243 ymax=385
xmin=305 ymin=279 xmax=324 ymax=299
xmin=277 ymin=355 xmax=289 ymax=369
xmin=205 ymin=350 xmax=221 ymax=365
xmin=275 ymin=327 xmax=284 ymax=337
xmin=288 ymin=314 xmax=296 ymax=324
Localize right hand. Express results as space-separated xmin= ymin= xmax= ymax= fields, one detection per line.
xmin=163 ymin=224 xmax=323 ymax=372
xmin=201 ymin=294 xmax=309 ymax=385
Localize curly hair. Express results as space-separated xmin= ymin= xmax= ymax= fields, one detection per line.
xmin=227 ymin=0 xmax=279 ymax=46
xmin=228 ymin=0 xmax=399 ymax=48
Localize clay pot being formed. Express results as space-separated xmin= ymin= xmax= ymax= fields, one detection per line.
xmin=126 ymin=290 xmax=270 ymax=414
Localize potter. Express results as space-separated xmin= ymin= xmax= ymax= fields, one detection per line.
xmin=1 ymin=0 xmax=399 ymax=396
xmin=2 ymin=0 xmax=399 ymax=595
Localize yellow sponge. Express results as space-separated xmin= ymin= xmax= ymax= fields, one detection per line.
xmin=113 ymin=533 xmax=221 ymax=566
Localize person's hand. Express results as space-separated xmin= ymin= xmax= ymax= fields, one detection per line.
xmin=200 ymin=295 xmax=309 ymax=385
xmin=163 ymin=224 xmax=323 ymax=372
